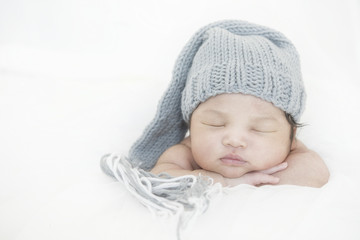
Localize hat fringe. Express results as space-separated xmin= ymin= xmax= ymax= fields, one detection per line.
xmin=100 ymin=153 xmax=222 ymax=239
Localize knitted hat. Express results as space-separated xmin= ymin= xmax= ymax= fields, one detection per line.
xmin=128 ymin=20 xmax=306 ymax=170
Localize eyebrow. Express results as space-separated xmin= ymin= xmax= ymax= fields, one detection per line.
xmin=201 ymin=109 xmax=227 ymax=116
xmin=202 ymin=109 xmax=279 ymax=122
xmin=250 ymin=116 xmax=279 ymax=123
xmin=203 ymin=108 xmax=279 ymax=122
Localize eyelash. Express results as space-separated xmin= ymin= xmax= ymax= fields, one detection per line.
xmin=202 ymin=122 xmax=277 ymax=133
xmin=252 ymin=128 xmax=276 ymax=133
xmin=202 ymin=122 xmax=225 ymax=128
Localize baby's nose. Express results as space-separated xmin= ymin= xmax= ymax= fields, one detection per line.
xmin=222 ymin=132 xmax=247 ymax=148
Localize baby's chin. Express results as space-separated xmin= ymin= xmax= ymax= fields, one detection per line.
xmin=216 ymin=167 xmax=250 ymax=179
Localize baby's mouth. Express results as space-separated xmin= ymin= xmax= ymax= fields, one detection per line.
xmin=220 ymin=154 xmax=248 ymax=166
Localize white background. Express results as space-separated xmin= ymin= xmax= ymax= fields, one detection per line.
xmin=1 ymin=0 xmax=360 ymax=239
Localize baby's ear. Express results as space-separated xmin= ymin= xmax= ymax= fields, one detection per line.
xmin=290 ymin=127 xmax=297 ymax=151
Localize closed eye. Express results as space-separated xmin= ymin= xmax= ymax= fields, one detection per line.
xmin=252 ymin=128 xmax=277 ymax=133
xmin=201 ymin=122 xmax=225 ymax=128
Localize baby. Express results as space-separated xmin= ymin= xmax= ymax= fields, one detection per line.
xmin=128 ymin=20 xmax=329 ymax=187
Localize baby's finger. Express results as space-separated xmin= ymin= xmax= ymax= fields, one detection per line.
xmin=260 ymin=162 xmax=288 ymax=175
xmin=226 ymin=172 xmax=280 ymax=187
xmin=251 ymin=173 xmax=280 ymax=185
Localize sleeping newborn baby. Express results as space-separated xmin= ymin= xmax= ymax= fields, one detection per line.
xmin=128 ymin=20 xmax=329 ymax=187
xmin=151 ymin=93 xmax=327 ymax=187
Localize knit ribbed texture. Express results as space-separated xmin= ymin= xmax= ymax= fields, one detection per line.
xmin=128 ymin=20 xmax=306 ymax=170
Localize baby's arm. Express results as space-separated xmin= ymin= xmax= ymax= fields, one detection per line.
xmin=273 ymin=139 xmax=329 ymax=187
xmin=151 ymin=138 xmax=285 ymax=187
xmin=151 ymin=140 xmax=227 ymax=185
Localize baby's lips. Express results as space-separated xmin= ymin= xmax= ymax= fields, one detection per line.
xmin=220 ymin=154 xmax=248 ymax=166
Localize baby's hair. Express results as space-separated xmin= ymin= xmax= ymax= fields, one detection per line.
xmin=284 ymin=112 xmax=305 ymax=142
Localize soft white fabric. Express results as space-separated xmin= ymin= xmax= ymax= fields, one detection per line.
xmin=1 ymin=1 xmax=360 ymax=239
xmin=9 ymin=174 xmax=360 ymax=240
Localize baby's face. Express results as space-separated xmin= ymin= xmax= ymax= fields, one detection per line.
xmin=190 ymin=93 xmax=293 ymax=178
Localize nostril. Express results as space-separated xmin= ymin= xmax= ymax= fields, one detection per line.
xmin=223 ymin=136 xmax=247 ymax=148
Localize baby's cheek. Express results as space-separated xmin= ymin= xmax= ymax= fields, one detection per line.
xmin=261 ymin=150 xmax=288 ymax=169
xmin=191 ymin=141 xmax=215 ymax=166
xmin=191 ymin=143 xmax=206 ymax=161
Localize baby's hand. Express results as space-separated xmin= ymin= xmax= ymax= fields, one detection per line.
xmin=259 ymin=162 xmax=288 ymax=175
xmin=224 ymin=162 xmax=288 ymax=187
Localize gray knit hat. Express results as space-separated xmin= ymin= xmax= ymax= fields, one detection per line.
xmin=128 ymin=20 xmax=306 ymax=170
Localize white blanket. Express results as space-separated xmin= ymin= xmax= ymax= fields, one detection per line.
xmin=9 ymin=174 xmax=360 ymax=240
